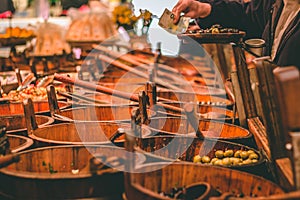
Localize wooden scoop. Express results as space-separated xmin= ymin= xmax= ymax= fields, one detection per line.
xmin=184 ymin=103 xmax=205 ymax=139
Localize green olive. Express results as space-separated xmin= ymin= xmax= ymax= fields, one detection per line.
xmin=222 ymin=157 xmax=232 ymax=166
xmin=224 ymin=150 xmax=234 ymax=157
xmin=247 ymin=150 xmax=255 ymax=154
xmin=210 ymin=158 xmax=219 ymax=165
xmin=193 ymin=155 xmax=201 ymax=163
xmin=214 ymin=159 xmax=223 ymax=166
xmin=201 ymin=156 xmax=211 ymax=163
xmin=240 ymin=151 xmax=249 ymax=160
xmin=234 ymin=150 xmax=242 ymax=158
xmin=249 ymin=153 xmax=259 ymax=160
xmin=215 ymin=150 xmax=224 ymax=159
xmin=242 ymin=159 xmax=252 ymax=165
xmin=230 ymin=157 xmax=241 ymax=166
xmin=211 ymin=28 xmax=220 ymax=34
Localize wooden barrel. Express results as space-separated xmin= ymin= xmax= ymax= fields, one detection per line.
xmin=52 ymin=105 xmax=154 ymax=123
xmin=0 ymin=115 xmax=54 ymax=136
xmin=147 ymin=117 xmax=254 ymax=147
xmin=7 ymin=134 xmax=33 ymax=153
xmin=157 ymin=90 xmax=233 ymax=108
xmin=0 ymin=100 xmax=70 ymax=116
xmin=29 ymin=122 xmax=152 ymax=147
xmin=155 ymin=102 xmax=237 ymax=123
xmin=0 ymin=145 xmax=145 ymax=199
xmin=136 ymin=136 xmax=268 ymax=178
xmin=125 ymin=162 xmax=284 ymax=200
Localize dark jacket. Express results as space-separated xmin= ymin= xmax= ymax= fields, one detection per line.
xmin=0 ymin=0 xmax=15 ymax=14
xmin=61 ymin=0 xmax=88 ymax=10
xmin=197 ymin=0 xmax=300 ymax=68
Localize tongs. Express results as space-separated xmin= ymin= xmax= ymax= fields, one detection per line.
xmin=16 ymin=73 xmax=36 ymax=91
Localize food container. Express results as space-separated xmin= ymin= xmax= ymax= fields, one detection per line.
xmin=147 ymin=117 xmax=254 ymax=147
xmin=125 ymin=162 xmax=284 ymax=200
xmin=137 ymin=136 xmax=267 ymax=177
xmin=8 ymin=134 xmax=33 ymax=153
xmin=0 ymin=145 xmax=145 ymax=199
xmin=0 ymin=114 xmax=54 ymax=136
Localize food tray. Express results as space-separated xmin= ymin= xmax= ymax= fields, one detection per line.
xmin=0 ymin=36 xmax=34 ymax=47
xmin=67 ymin=38 xmax=119 ymax=48
xmin=178 ymin=31 xmax=246 ymax=44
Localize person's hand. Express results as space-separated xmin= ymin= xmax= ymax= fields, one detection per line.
xmin=172 ymin=0 xmax=211 ymax=23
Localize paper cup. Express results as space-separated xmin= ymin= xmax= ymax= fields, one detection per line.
xmin=245 ymin=39 xmax=265 ymax=57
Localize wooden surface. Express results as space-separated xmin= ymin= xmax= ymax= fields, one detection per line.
xmin=125 ymin=162 xmax=284 ymax=200
xmin=0 ymin=101 xmax=69 ymax=116
xmin=0 ymin=114 xmax=54 ymax=136
xmin=276 ymin=157 xmax=294 ymax=191
xmin=7 ymin=134 xmax=33 ymax=153
xmin=247 ymin=117 xmax=270 ymax=159
xmin=29 ymin=122 xmax=151 ymax=147
xmin=273 ymin=66 xmax=300 ymax=190
xmin=177 ymin=31 xmax=246 ymax=44
xmin=231 ymin=71 xmax=247 ymax=126
xmin=147 ymin=117 xmax=254 ymax=147
xmin=137 ymin=136 xmax=267 ymax=177
xmin=254 ymin=60 xmax=286 ymax=160
xmin=0 ymin=145 xmax=143 ymax=199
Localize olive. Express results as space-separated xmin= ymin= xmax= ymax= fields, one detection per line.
xmin=211 ymin=28 xmax=220 ymax=34
xmin=198 ymin=29 xmax=205 ymax=34
xmin=210 ymin=158 xmax=219 ymax=165
xmin=247 ymin=150 xmax=255 ymax=154
xmin=224 ymin=150 xmax=234 ymax=157
xmin=231 ymin=157 xmax=242 ymax=166
xmin=222 ymin=157 xmax=232 ymax=166
xmin=220 ymin=28 xmax=228 ymax=33
xmin=201 ymin=156 xmax=211 ymax=163
xmin=240 ymin=151 xmax=249 ymax=160
xmin=242 ymin=159 xmax=252 ymax=165
xmin=193 ymin=155 xmax=201 ymax=163
xmin=249 ymin=153 xmax=259 ymax=160
xmin=214 ymin=159 xmax=223 ymax=166
xmin=215 ymin=150 xmax=224 ymax=159
xmin=234 ymin=150 xmax=242 ymax=158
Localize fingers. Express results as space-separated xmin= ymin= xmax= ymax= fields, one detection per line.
xmin=171 ymin=0 xmax=193 ymax=23
xmin=172 ymin=0 xmax=184 ymax=23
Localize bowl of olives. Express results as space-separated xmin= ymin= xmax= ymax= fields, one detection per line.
xmin=193 ymin=149 xmax=260 ymax=166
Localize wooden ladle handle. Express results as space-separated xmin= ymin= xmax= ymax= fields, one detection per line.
xmin=184 ymin=103 xmax=205 ymax=139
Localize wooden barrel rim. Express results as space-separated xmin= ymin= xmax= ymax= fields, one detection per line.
xmin=131 ymin=162 xmax=285 ymax=195
xmin=0 ymin=145 xmax=146 ymax=179
xmin=155 ymin=102 xmax=237 ymax=121
xmin=7 ymin=134 xmax=34 ymax=153
xmin=6 ymin=115 xmax=54 ymax=134
xmin=29 ymin=123 xmax=152 ymax=145
xmin=157 ymin=90 xmax=233 ymax=106
xmin=136 ymin=136 xmax=264 ymax=168
xmin=0 ymin=100 xmax=71 ymax=116
xmin=148 ymin=118 xmax=252 ymax=140
xmin=53 ymin=105 xmax=156 ymax=123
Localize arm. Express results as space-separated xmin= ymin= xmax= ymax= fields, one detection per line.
xmin=172 ymin=0 xmax=274 ymax=38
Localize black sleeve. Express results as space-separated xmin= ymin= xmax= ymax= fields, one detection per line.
xmin=196 ymin=0 xmax=275 ymax=38
xmin=8 ymin=0 xmax=15 ymax=13
xmin=61 ymin=0 xmax=89 ymax=10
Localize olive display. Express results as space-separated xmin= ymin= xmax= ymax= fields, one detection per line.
xmin=193 ymin=149 xmax=259 ymax=166
xmin=187 ymin=24 xmax=240 ymax=34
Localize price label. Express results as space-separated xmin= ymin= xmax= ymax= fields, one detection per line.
xmin=0 ymin=47 xmax=11 ymax=58
xmin=15 ymin=45 xmax=27 ymax=53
